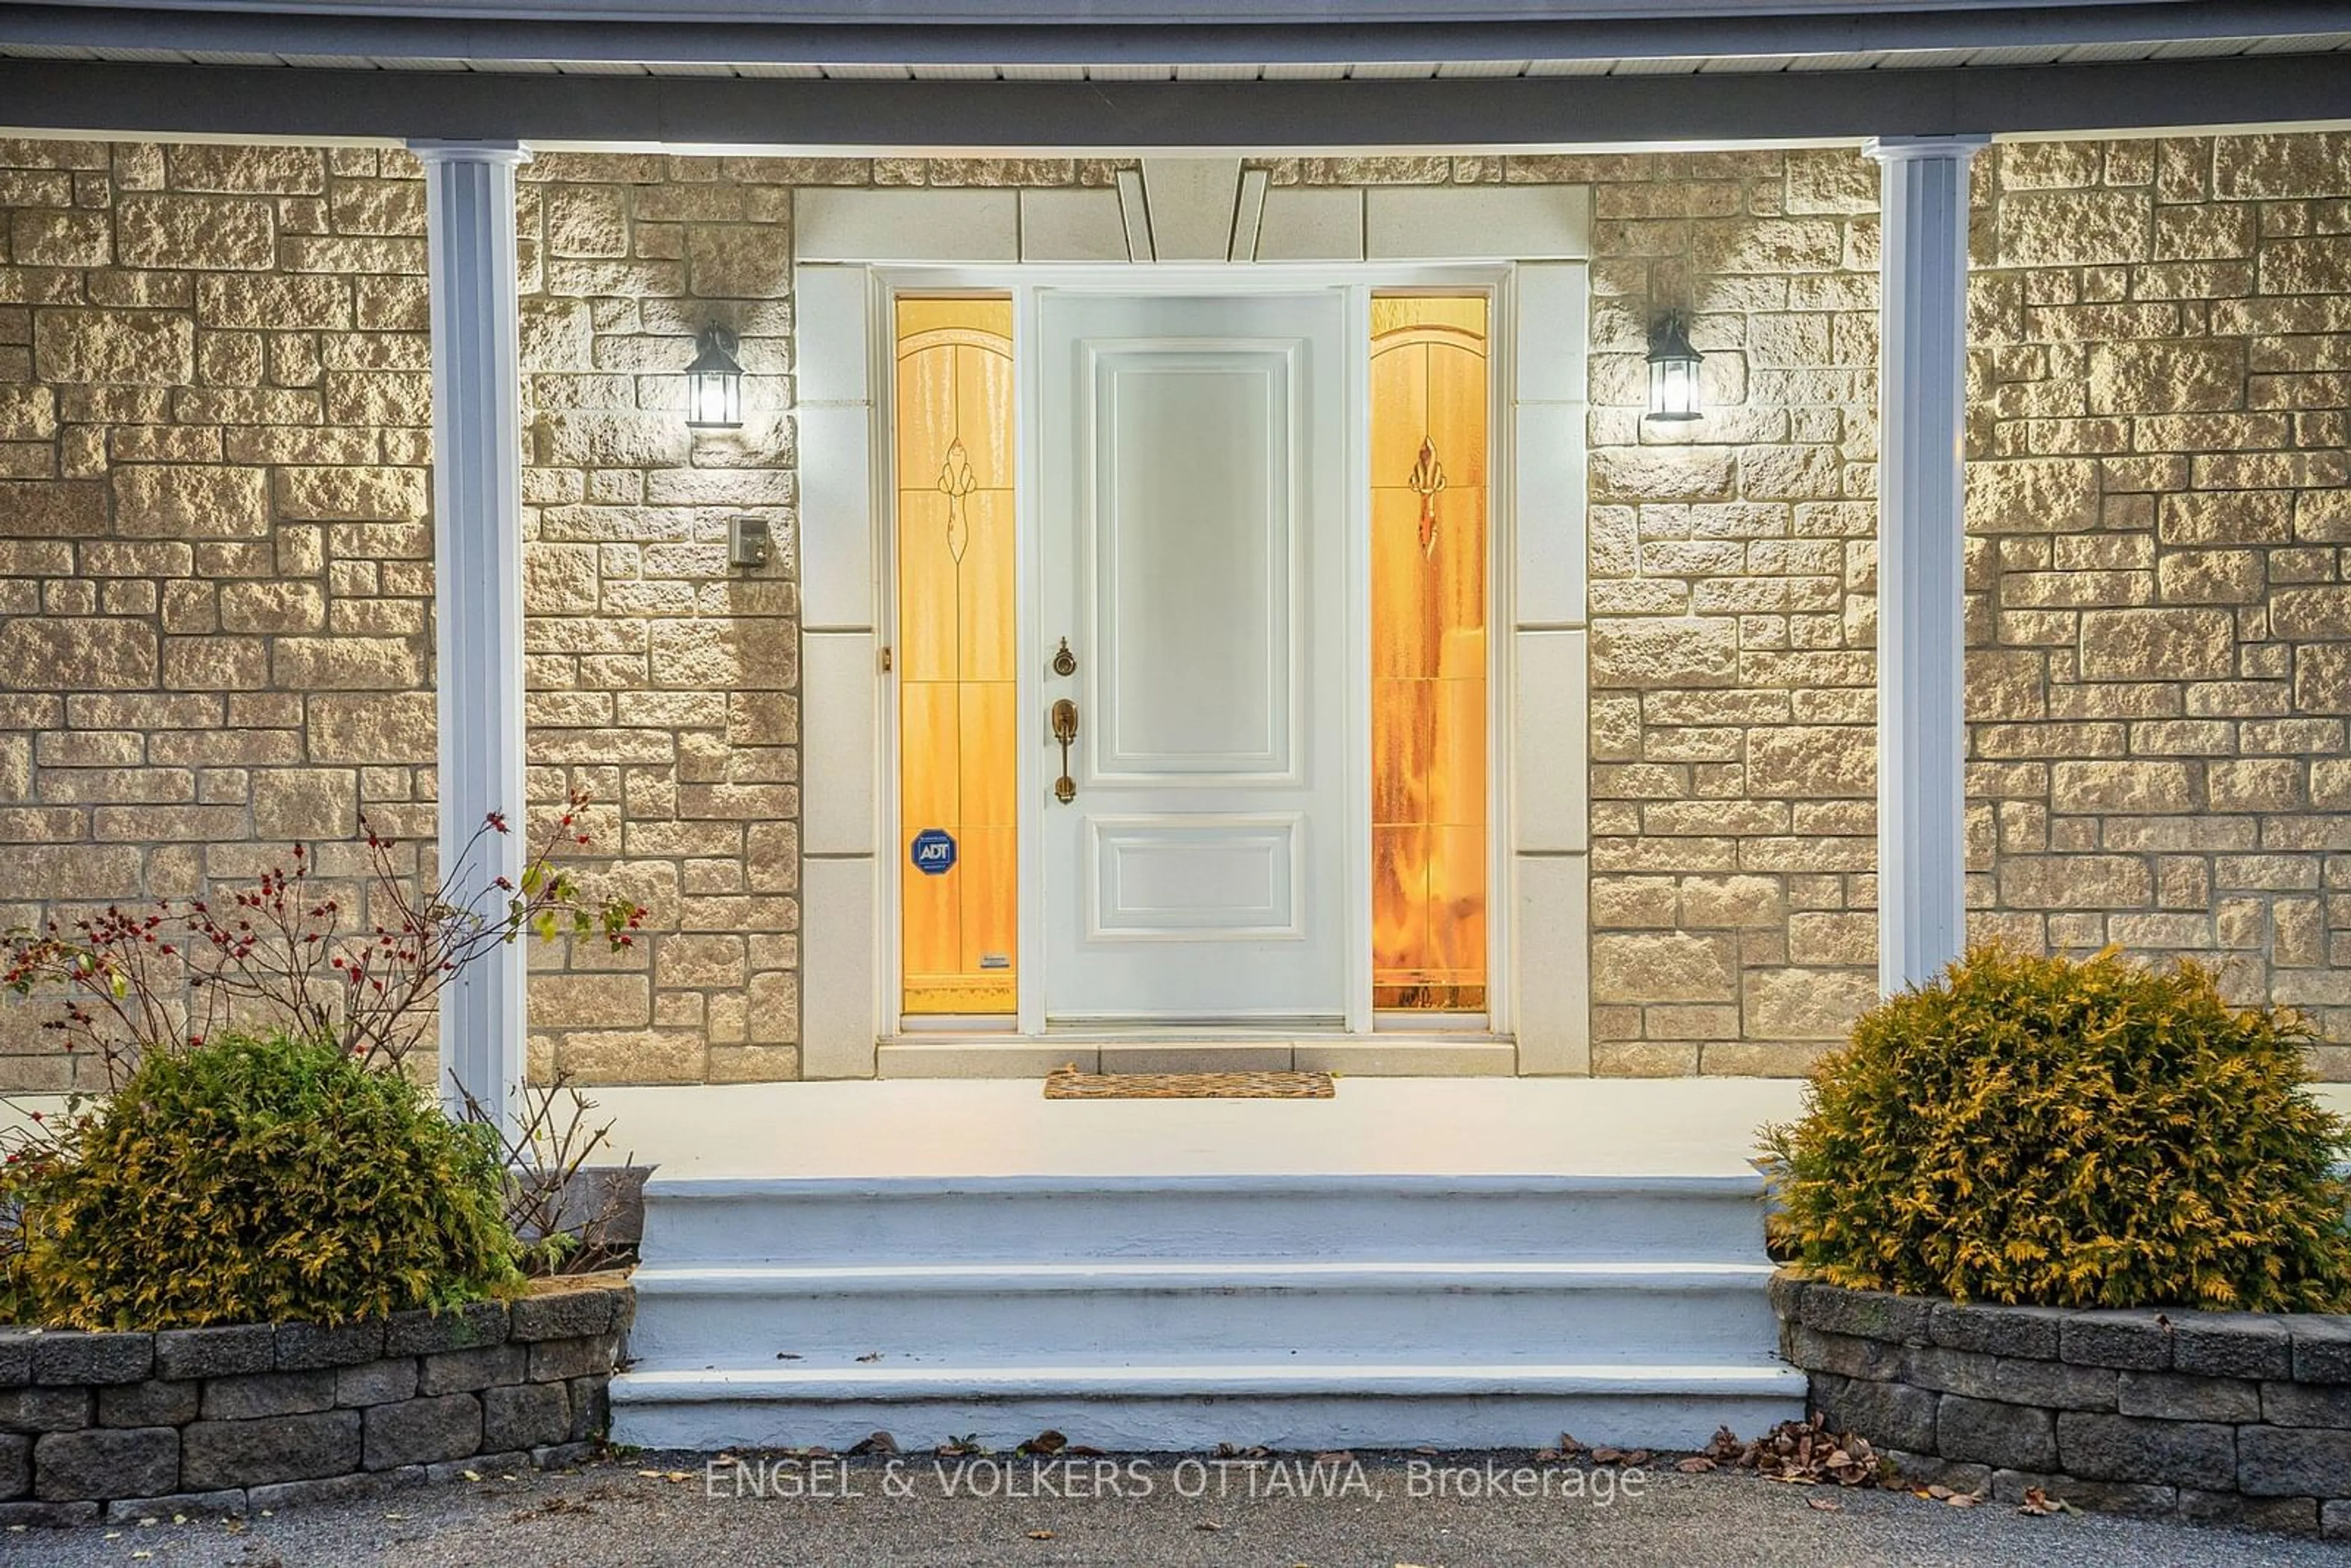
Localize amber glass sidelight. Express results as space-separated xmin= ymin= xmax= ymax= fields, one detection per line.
xmin=1369 ymin=294 xmax=1490 ymax=1013
xmin=896 ymin=297 xmax=1018 ymax=1015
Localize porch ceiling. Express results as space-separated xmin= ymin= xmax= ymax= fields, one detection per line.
xmin=9 ymin=34 xmax=2351 ymax=81
xmin=2 ymin=0 xmax=2350 ymax=144
xmin=2 ymin=53 xmax=2349 ymax=148
xmin=12 ymin=0 xmax=2351 ymax=77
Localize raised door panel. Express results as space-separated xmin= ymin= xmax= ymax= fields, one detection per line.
xmin=1086 ymin=816 xmax=1302 ymax=940
xmin=1091 ymin=347 xmax=1296 ymax=782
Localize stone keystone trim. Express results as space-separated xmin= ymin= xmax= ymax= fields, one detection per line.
xmin=1774 ymin=1273 xmax=2351 ymax=1538
xmin=0 ymin=1280 xmax=632 ymax=1526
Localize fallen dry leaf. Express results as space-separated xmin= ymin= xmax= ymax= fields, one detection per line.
xmin=2019 ymin=1485 xmax=2072 ymax=1517
xmin=1026 ymin=1529 xmax=1056 ymax=1540
xmin=1733 ymin=1413 xmax=1889 ymax=1489
xmin=1675 ymin=1457 xmax=1717 ymax=1474
xmin=1806 ymin=1496 xmax=1843 ymax=1512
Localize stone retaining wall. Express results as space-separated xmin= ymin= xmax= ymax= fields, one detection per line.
xmin=0 ymin=1281 xmax=632 ymax=1526
xmin=1774 ymin=1273 xmax=2351 ymax=1536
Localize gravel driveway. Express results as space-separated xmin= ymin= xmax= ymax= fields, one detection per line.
xmin=7 ymin=1450 xmax=2334 ymax=1567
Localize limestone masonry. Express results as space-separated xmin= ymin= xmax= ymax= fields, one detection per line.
xmin=0 ymin=137 xmax=2345 ymax=1087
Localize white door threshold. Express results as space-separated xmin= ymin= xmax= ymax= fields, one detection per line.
xmin=876 ymin=1035 xmax=1520 ymax=1078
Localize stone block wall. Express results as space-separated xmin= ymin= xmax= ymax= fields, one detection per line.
xmin=1570 ymin=134 xmax=2351 ymax=1075
xmin=0 ymin=1282 xmax=631 ymax=1525
xmin=1962 ymin=135 xmax=2351 ymax=1075
xmin=1 ymin=134 xmax=2345 ymax=1086
xmin=506 ymin=149 xmax=805 ymax=1089
xmin=0 ymin=138 xmax=817 ymax=1090
xmin=0 ymin=141 xmax=1145 ymax=1092
xmin=1779 ymin=1275 xmax=2351 ymax=1536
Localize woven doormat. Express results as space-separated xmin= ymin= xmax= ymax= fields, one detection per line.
xmin=1043 ymin=1068 xmax=1336 ymax=1100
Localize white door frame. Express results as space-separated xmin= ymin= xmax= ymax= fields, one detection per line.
xmin=872 ymin=260 xmax=1511 ymax=1049
xmin=791 ymin=178 xmax=1590 ymax=1079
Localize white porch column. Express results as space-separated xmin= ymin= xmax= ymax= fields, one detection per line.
xmin=1866 ymin=133 xmax=1986 ymax=996
xmin=414 ymin=139 xmax=530 ymax=1134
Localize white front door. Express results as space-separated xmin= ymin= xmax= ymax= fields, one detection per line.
xmin=1037 ymin=291 xmax=1352 ymax=1026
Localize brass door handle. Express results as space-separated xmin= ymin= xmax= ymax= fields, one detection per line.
xmin=1051 ymin=699 xmax=1079 ymax=804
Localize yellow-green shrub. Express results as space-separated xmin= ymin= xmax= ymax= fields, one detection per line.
xmin=10 ymin=1032 xmax=519 ymax=1329
xmin=1764 ymin=945 xmax=2351 ymax=1311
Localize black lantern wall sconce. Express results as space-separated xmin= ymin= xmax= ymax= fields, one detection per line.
xmin=685 ymin=325 xmax=745 ymax=430
xmin=1645 ymin=311 xmax=1704 ymax=422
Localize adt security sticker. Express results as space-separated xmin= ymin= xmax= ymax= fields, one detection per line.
xmin=910 ymin=828 xmax=957 ymax=876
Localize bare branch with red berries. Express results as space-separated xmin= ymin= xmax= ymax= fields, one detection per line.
xmin=2 ymin=787 xmax=648 ymax=1087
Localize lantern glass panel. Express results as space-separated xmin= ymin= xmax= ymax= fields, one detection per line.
xmin=689 ymin=367 xmax=739 ymax=428
xmin=684 ymin=326 xmax=746 ymax=430
xmin=1649 ymin=354 xmax=1701 ymax=421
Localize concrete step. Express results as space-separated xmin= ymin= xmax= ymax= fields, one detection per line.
xmin=637 ymin=1173 xmax=1772 ymax=1266
xmin=626 ymin=1260 xmax=1782 ymax=1367
xmin=615 ymin=1167 xmax=1797 ymax=1453
xmin=609 ymin=1360 xmax=1808 ymax=1452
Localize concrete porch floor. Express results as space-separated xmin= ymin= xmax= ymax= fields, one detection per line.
xmin=6 ymin=1076 xmax=2347 ymax=1180
xmin=590 ymin=1076 xmax=1812 ymax=1182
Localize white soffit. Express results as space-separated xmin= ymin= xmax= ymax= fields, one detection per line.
xmin=11 ymin=36 xmax=2351 ymax=77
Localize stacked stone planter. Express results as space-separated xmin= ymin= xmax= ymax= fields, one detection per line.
xmin=1774 ymin=1273 xmax=2351 ymax=1536
xmin=0 ymin=1281 xmax=632 ymax=1526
